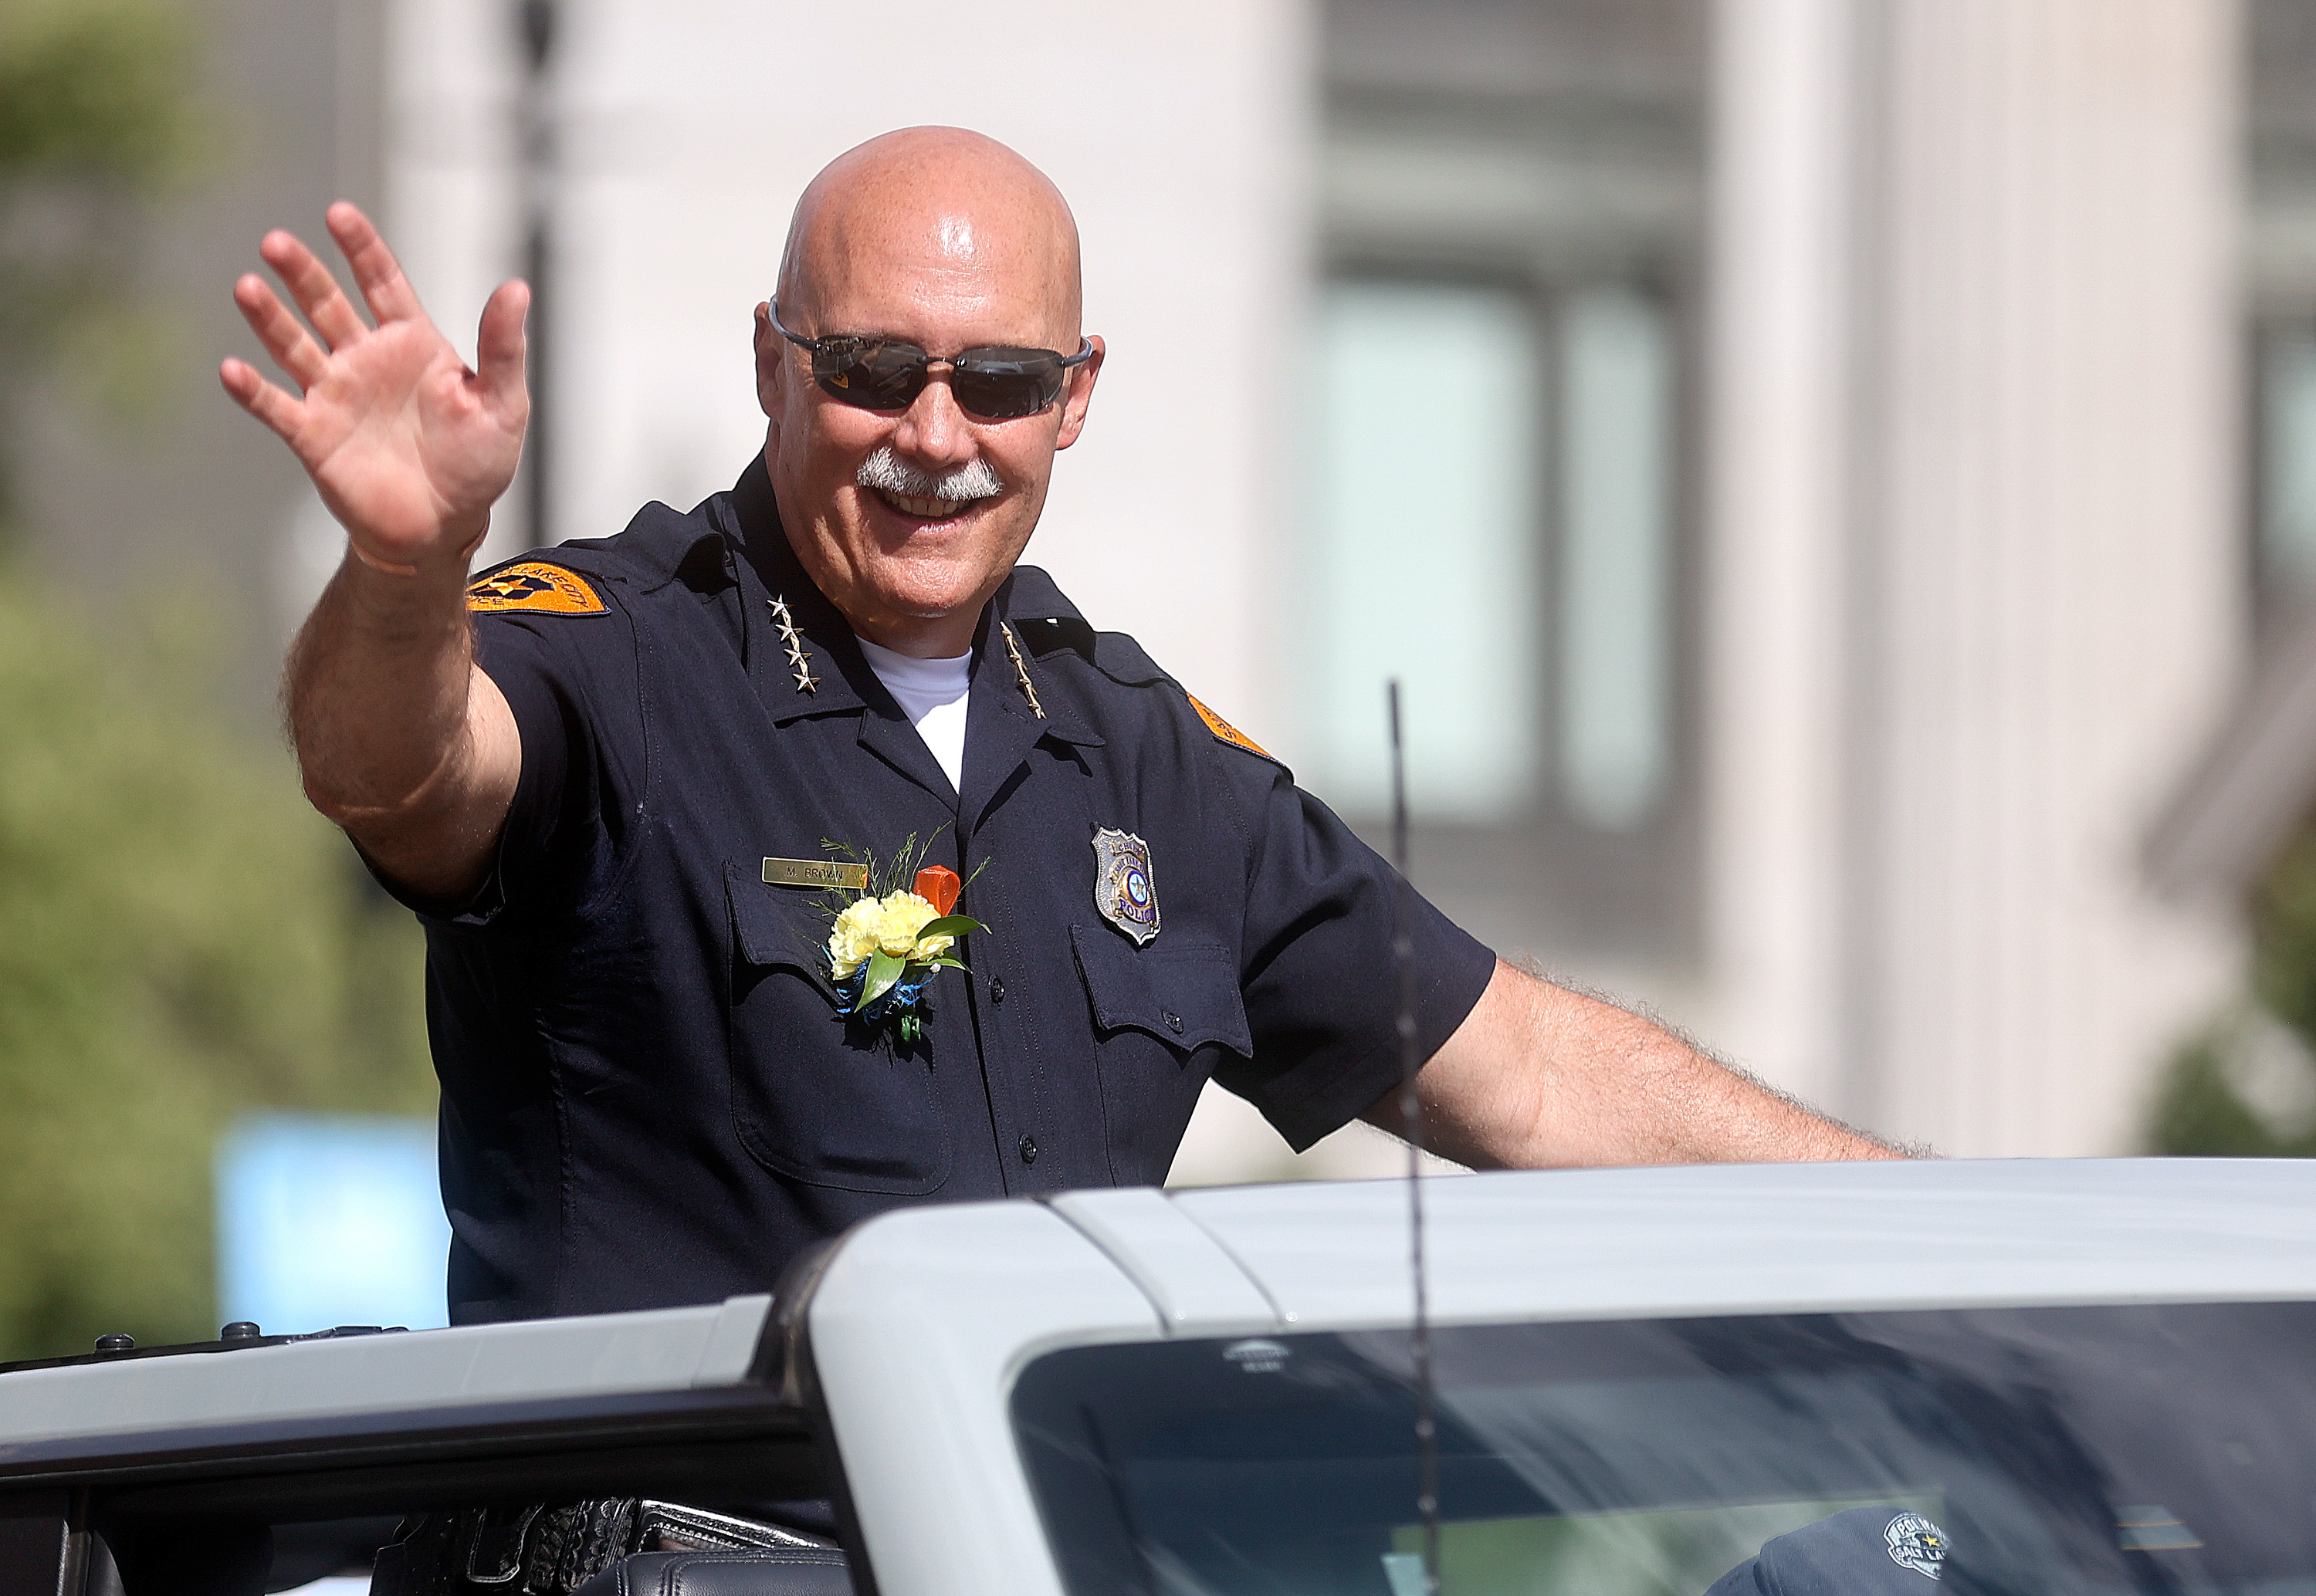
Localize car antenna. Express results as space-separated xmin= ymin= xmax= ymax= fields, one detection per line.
xmin=1388 ymin=679 xmax=1444 ymax=1596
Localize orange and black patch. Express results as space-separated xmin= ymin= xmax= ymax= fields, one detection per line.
xmin=1188 ymin=694 xmax=1275 ymax=761
xmin=467 ymin=562 xmax=606 ymax=616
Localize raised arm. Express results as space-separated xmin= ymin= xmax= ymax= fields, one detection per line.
xmin=221 ymin=202 xmax=529 ymax=901
xmin=1369 ymin=960 xmax=1907 ymax=1168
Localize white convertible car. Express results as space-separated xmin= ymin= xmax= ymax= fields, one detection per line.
xmin=0 ymin=1158 xmax=2308 ymax=1596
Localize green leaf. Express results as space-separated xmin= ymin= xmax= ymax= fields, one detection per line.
xmin=862 ymin=950 xmax=904 ymax=1007
xmin=919 ymin=956 xmax=971 ymax=972
xmin=916 ymin=915 xmax=986 ymax=942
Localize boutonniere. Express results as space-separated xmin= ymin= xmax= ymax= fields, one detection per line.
xmin=817 ymin=834 xmax=986 ymax=1045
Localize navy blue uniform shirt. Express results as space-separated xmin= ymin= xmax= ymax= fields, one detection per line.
xmin=398 ymin=457 xmax=1497 ymax=1324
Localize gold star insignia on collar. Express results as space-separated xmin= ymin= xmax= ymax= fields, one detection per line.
xmin=1001 ymin=623 xmax=1045 ymax=720
xmin=768 ymin=596 xmax=818 ymax=693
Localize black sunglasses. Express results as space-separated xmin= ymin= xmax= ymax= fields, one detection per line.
xmin=770 ymin=299 xmax=1093 ymax=421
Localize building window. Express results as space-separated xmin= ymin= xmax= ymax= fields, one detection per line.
xmin=1556 ymin=283 xmax=1675 ymax=832
xmin=1307 ymin=278 xmax=1546 ymax=823
xmin=1303 ymin=277 xmax=1676 ymax=837
xmin=2247 ymin=0 xmax=2316 ymax=628
xmin=2257 ymin=323 xmax=2316 ymax=614
xmin=1314 ymin=0 xmax=1706 ymax=970
xmin=1299 ymin=271 xmax=1691 ymax=965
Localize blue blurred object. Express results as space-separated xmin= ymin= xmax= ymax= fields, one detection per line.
xmin=216 ymin=1113 xmax=449 ymax=1334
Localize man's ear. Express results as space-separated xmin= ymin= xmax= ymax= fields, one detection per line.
xmin=754 ymin=302 xmax=786 ymax=423
xmin=1054 ymin=334 xmax=1104 ymax=451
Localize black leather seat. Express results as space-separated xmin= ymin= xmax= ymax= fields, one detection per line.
xmin=571 ymin=1548 xmax=854 ymax=1596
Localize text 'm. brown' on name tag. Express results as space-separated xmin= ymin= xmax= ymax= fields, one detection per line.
xmin=763 ymin=857 xmax=872 ymax=891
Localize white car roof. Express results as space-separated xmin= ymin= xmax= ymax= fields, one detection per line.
xmin=1137 ymin=1155 xmax=2316 ymax=1331
xmin=0 ymin=1158 xmax=2305 ymax=1510
xmin=0 ymin=1158 xmax=2301 ymax=1596
xmin=808 ymin=1158 xmax=2316 ymax=1596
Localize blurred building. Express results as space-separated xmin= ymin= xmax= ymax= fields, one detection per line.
xmin=31 ymin=0 xmax=2316 ymax=1172
xmin=1695 ymin=0 xmax=2249 ymax=1161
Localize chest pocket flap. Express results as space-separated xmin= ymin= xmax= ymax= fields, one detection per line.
xmin=1069 ymin=924 xmax=1253 ymax=1057
xmin=723 ymin=861 xmax=943 ymax=1195
xmin=726 ymin=864 xmax=835 ymax=988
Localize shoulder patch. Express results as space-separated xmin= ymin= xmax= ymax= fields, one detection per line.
xmin=1188 ymin=694 xmax=1275 ymax=760
xmin=467 ymin=562 xmax=606 ymax=616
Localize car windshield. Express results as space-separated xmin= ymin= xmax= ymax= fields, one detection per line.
xmin=1011 ymin=1301 xmax=2316 ymax=1596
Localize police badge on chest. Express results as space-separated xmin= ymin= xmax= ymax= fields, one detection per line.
xmin=1092 ymin=827 xmax=1159 ymax=945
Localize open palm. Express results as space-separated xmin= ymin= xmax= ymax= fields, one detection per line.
xmin=221 ymin=202 xmax=529 ymax=570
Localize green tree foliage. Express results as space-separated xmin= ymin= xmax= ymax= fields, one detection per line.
xmin=0 ymin=570 xmax=435 ymax=1359
xmin=0 ymin=0 xmax=200 ymax=516
xmin=2145 ymin=1027 xmax=2316 ymax=1158
xmin=2250 ymin=823 xmax=2316 ymax=1043
xmin=0 ymin=0 xmax=430 ymax=1360
xmin=0 ymin=0 xmax=438 ymax=1359
xmin=2148 ymin=823 xmax=2316 ymax=1156
xmin=0 ymin=0 xmax=195 ymax=179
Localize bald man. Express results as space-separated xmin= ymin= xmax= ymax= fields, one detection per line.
xmin=225 ymin=127 xmax=1894 ymax=1325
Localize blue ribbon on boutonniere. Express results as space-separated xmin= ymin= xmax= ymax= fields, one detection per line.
xmin=814 ymin=834 xmax=987 ymax=1046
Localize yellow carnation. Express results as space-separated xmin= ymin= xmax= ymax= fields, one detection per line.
xmin=828 ymin=891 xmax=953 ymax=981
xmin=828 ymin=900 xmax=882 ymax=981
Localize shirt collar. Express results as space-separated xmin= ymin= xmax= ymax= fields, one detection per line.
xmin=713 ymin=456 xmax=873 ymax=723
xmin=717 ymin=453 xmax=1097 ymax=744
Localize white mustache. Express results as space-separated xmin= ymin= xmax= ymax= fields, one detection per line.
xmin=856 ymin=447 xmax=1003 ymax=502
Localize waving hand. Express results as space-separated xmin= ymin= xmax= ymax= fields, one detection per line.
xmin=220 ymin=202 xmax=529 ymax=573
xmin=229 ymin=204 xmax=529 ymax=905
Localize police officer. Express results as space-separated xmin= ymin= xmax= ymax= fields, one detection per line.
xmin=222 ymin=127 xmax=1898 ymax=1325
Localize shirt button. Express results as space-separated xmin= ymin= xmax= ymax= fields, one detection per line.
xmin=990 ymin=976 xmax=1007 ymax=1003
xmin=1018 ymin=1134 xmax=1038 ymax=1165
xmin=1162 ymin=1010 xmax=1184 ymax=1034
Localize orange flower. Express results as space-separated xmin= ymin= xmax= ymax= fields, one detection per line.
xmin=913 ymin=864 xmax=960 ymax=916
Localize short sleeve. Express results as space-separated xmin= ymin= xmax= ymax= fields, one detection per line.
xmin=1215 ymin=763 xmax=1498 ymax=1151
xmin=356 ymin=607 xmax=614 ymax=925
xmin=479 ymin=616 xmax=601 ymax=914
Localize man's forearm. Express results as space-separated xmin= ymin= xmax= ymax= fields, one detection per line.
xmin=285 ymin=547 xmax=519 ymax=900
xmin=1380 ymin=961 xmax=1907 ymax=1169
xmin=222 ymin=203 xmax=533 ymax=898
xmin=288 ymin=553 xmax=472 ymax=813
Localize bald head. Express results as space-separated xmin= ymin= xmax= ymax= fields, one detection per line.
xmin=776 ymin=127 xmax=1082 ymax=344
xmin=754 ymin=128 xmax=1105 ymax=658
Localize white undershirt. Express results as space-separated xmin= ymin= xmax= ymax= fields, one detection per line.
xmin=855 ymin=634 xmax=973 ymax=793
